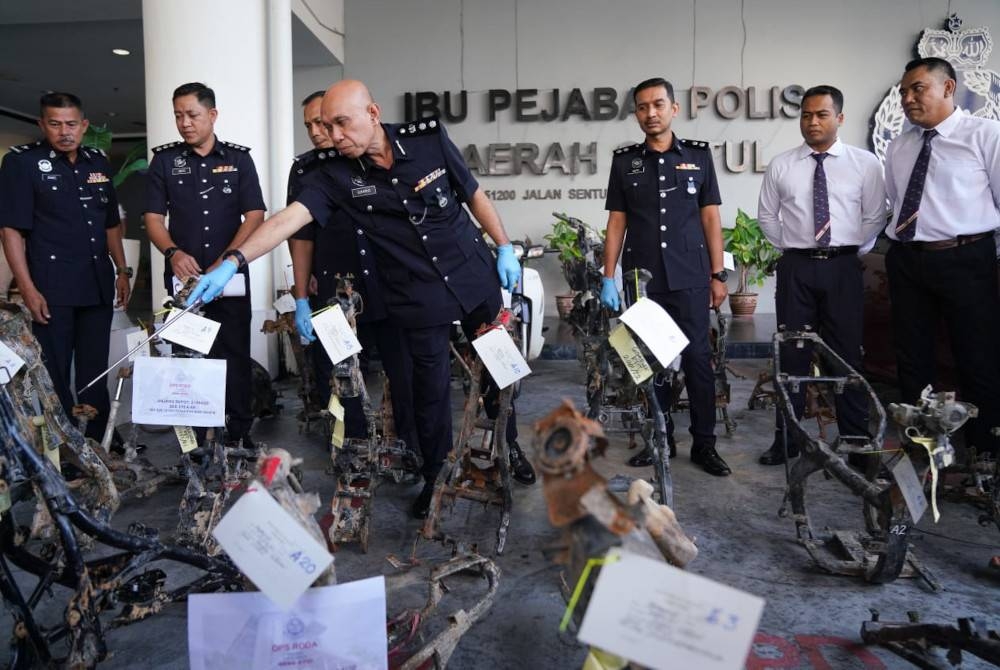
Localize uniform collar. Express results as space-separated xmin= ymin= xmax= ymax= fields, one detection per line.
xmin=795 ymin=137 xmax=844 ymax=160
xmin=182 ymin=134 xmax=226 ymax=158
xmin=40 ymin=140 xmax=95 ymax=164
xmin=385 ymin=124 xmax=414 ymax=162
xmin=643 ymin=132 xmax=684 ymax=157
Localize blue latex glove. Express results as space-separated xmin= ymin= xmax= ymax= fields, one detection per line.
xmin=187 ymin=259 xmax=238 ymax=305
xmin=600 ymin=277 xmax=620 ymax=311
xmin=295 ymin=297 xmax=315 ymax=342
xmin=496 ymin=244 xmax=521 ymax=292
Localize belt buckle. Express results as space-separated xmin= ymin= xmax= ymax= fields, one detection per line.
xmin=809 ymin=248 xmax=830 ymax=260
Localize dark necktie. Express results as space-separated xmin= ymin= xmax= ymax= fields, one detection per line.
xmin=895 ymin=129 xmax=938 ymax=241
xmin=811 ymin=152 xmax=831 ymax=247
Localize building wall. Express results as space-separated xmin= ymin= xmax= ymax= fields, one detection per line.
xmin=341 ymin=0 xmax=1000 ymax=312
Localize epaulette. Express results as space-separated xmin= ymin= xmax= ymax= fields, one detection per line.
xmin=397 ymin=118 xmax=440 ymax=137
xmin=221 ymin=140 xmax=250 ymax=152
xmin=294 ymin=147 xmax=338 ymax=164
xmin=679 ymin=138 xmax=709 ymax=150
xmin=613 ymin=143 xmax=642 ymax=156
xmin=8 ymin=141 xmax=40 ymax=154
xmin=152 ymin=141 xmax=181 ymax=154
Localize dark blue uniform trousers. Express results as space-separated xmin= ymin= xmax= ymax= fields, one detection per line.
xmin=200 ymin=295 xmax=253 ymax=439
xmin=649 ymin=288 xmax=716 ymax=448
xmin=32 ymin=303 xmax=112 ymax=441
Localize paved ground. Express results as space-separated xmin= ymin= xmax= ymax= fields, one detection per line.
xmin=3 ymin=357 xmax=999 ymax=669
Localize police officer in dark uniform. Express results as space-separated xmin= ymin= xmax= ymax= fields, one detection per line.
xmin=0 ymin=92 xmax=131 ymax=441
xmin=144 ymin=83 xmax=266 ymax=445
xmin=287 ymin=90 xmax=418 ymax=452
xmin=600 ymin=77 xmax=731 ymax=477
xmin=188 ymin=80 xmax=526 ymax=517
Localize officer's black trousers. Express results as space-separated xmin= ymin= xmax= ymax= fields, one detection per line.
xmin=201 ymin=295 xmax=252 ymax=440
xmin=460 ymin=298 xmax=518 ymax=445
xmin=648 ymin=288 xmax=715 ymax=448
xmin=404 ymin=323 xmax=454 ymax=480
xmin=773 ymin=253 xmax=869 ymax=440
xmin=886 ymin=236 xmax=1000 ymax=453
xmin=32 ymin=303 xmax=112 ymax=441
xmin=312 ymin=318 xmax=418 ymax=451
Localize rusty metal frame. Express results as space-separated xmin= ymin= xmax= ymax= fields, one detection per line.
xmin=773 ymin=330 xmax=940 ymax=588
xmin=862 ymin=611 xmax=1000 ymax=668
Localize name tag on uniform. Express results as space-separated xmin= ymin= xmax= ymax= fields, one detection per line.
xmin=42 ymin=174 xmax=60 ymax=182
xmin=172 ymin=167 xmax=192 ymax=175
xmin=351 ymin=185 xmax=377 ymax=198
xmin=211 ymin=165 xmax=237 ymax=173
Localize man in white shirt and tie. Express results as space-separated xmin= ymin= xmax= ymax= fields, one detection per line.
xmin=756 ymin=85 xmax=886 ymax=465
xmin=885 ymin=56 xmax=1000 ymax=457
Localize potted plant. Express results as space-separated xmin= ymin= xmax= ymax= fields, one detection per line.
xmin=722 ymin=208 xmax=780 ymax=316
xmin=544 ymin=214 xmax=600 ymax=319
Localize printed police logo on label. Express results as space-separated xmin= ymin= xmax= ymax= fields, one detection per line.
xmin=173 ymin=156 xmax=186 ymax=168
xmin=284 ymin=617 xmax=305 ymax=637
xmin=37 ymin=159 xmax=52 ymax=173
xmin=871 ymin=14 xmax=1000 ymax=163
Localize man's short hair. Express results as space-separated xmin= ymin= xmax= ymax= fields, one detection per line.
xmin=301 ymin=90 xmax=325 ymax=107
xmin=904 ymin=56 xmax=957 ymax=82
xmin=801 ymin=85 xmax=844 ymax=114
xmin=172 ymin=82 xmax=216 ymax=108
xmin=633 ymin=77 xmax=675 ymax=104
xmin=40 ymin=92 xmax=84 ymax=116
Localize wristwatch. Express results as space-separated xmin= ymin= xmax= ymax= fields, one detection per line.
xmin=223 ymin=249 xmax=248 ymax=270
xmin=116 ymin=266 xmax=134 ymax=278
xmin=711 ymin=270 xmax=729 ymax=283
xmin=163 ymin=246 xmax=179 ymax=260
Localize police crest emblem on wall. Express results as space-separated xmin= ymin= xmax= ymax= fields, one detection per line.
xmin=871 ymin=14 xmax=1000 ymax=163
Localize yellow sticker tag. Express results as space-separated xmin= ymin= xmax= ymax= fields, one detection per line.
xmin=608 ymin=324 xmax=653 ymax=384
xmin=39 ymin=424 xmax=60 ymax=470
xmin=332 ymin=418 xmax=345 ymax=449
xmin=174 ymin=426 xmax=199 ymax=453
xmin=327 ymin=394 xmax=345 ymax=422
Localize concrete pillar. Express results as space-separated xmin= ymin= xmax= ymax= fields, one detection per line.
xmin=142 ymin=0 xmax=282 ymax=373
xmin=268 ymin=0 xmax=295 ymax=298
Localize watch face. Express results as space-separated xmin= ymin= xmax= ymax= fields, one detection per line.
xmin=714 ymin=270 xmax=729 ymax=282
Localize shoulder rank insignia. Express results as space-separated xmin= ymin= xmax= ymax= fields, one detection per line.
xmin=221 ymin=140 xmax=250 ymax=152
xmin=678 ymin=138 xmax=710 ymax=150
xmin=152 ymin=141 xmax=182 ymax=154
xmin=397 ymin=118 xmax=440 ymax=137
xmin=613 ymin=143 xmax=643 ymax=156
xmin=9 ymin=141 xmax=39 ymax=154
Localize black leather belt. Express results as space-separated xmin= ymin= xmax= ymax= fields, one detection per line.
xmin=897 ymin=232 xmax=991 ymax=251
xmin=784 ymin=246 xmax=859 ymax=260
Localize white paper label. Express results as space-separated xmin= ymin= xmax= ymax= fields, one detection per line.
xmin=578 ymin=549 xmax=764 ymax=670
xmin=723 ymin=251 xmax=736 ymax=271
xmin=273 ymin=293 xmax=297 ymax=315
xmin=283 ymin=263 xmax=296 ymax=291
xmin=311 ymin=306 xmax=362 ymax=365
xmin=212 ymin=482 xmax=334 ymax=610
xmin=124 ymin=327 xmax=151 ymax=362
xmin=471 ymin=327 xmax=531 ymax=390
xmin=188 ymin=577 xmax=388 ymax=670
xmin=618 ymin=297 xmax=690 ymax=368
xmin=892 ymin=453 xmax=928 ymax=523
xmin=132 ymin=357 xmax=226 ymax=427
xmin=159 ymin=309 xmax=221 ymax=355
xmin=0 ymin=340 xmax=25 ymax=383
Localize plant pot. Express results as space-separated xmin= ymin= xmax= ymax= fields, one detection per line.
xmin=555 ymin=293 xmax=576 ymax=320
xmin=728 ymin=292 xmax=758 ymax=316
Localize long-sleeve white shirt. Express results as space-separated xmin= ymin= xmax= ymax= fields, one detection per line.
xmin=758 ymin=138 xmax=886 ymax=251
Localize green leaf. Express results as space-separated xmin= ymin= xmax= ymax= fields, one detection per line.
xmin=82 ymin=124 xmax=112 ymax=153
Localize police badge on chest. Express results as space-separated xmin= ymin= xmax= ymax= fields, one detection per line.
xmin=627 ymin=158 xmax=644 ymax=175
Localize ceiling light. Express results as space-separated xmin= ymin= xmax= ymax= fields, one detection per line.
xmin=112 ymin=48 xmax=130 ymax=56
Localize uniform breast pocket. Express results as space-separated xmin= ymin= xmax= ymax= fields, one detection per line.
xmin=624 ymin=174 xmax=655 ymax=208
xmin=931 ymin=160 xmax=984 ymax=197
xmin=676 ymin=172 xmax=702 ymax=199
xmin=417 ymin=174 xmax=455 ymax=214
xmin=212 ymin=173 xmax=237 ymax=197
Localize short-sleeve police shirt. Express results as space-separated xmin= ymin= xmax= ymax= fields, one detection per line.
xmin=287 ymin=148 xmax=388 ymax=322
xmin=295 ymin=120 xmax=498 ymax=328
xmin=605 ymin=135 xmax=721 ymax=293
xmin=0 ymin=141 xmax=120 ymax=306
xmin=145 ymin=136 xmax=266 ymax=288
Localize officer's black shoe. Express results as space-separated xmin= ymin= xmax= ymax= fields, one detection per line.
xmin=410 ymin=481 xmax=435 ymax=519
xmin=691 ymin=445 xmax=731 ymax=477
xmin=508 ymin=442 xmax=536 ymax=485
xmin=758 ymin=439 xmax=799 ymax=466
